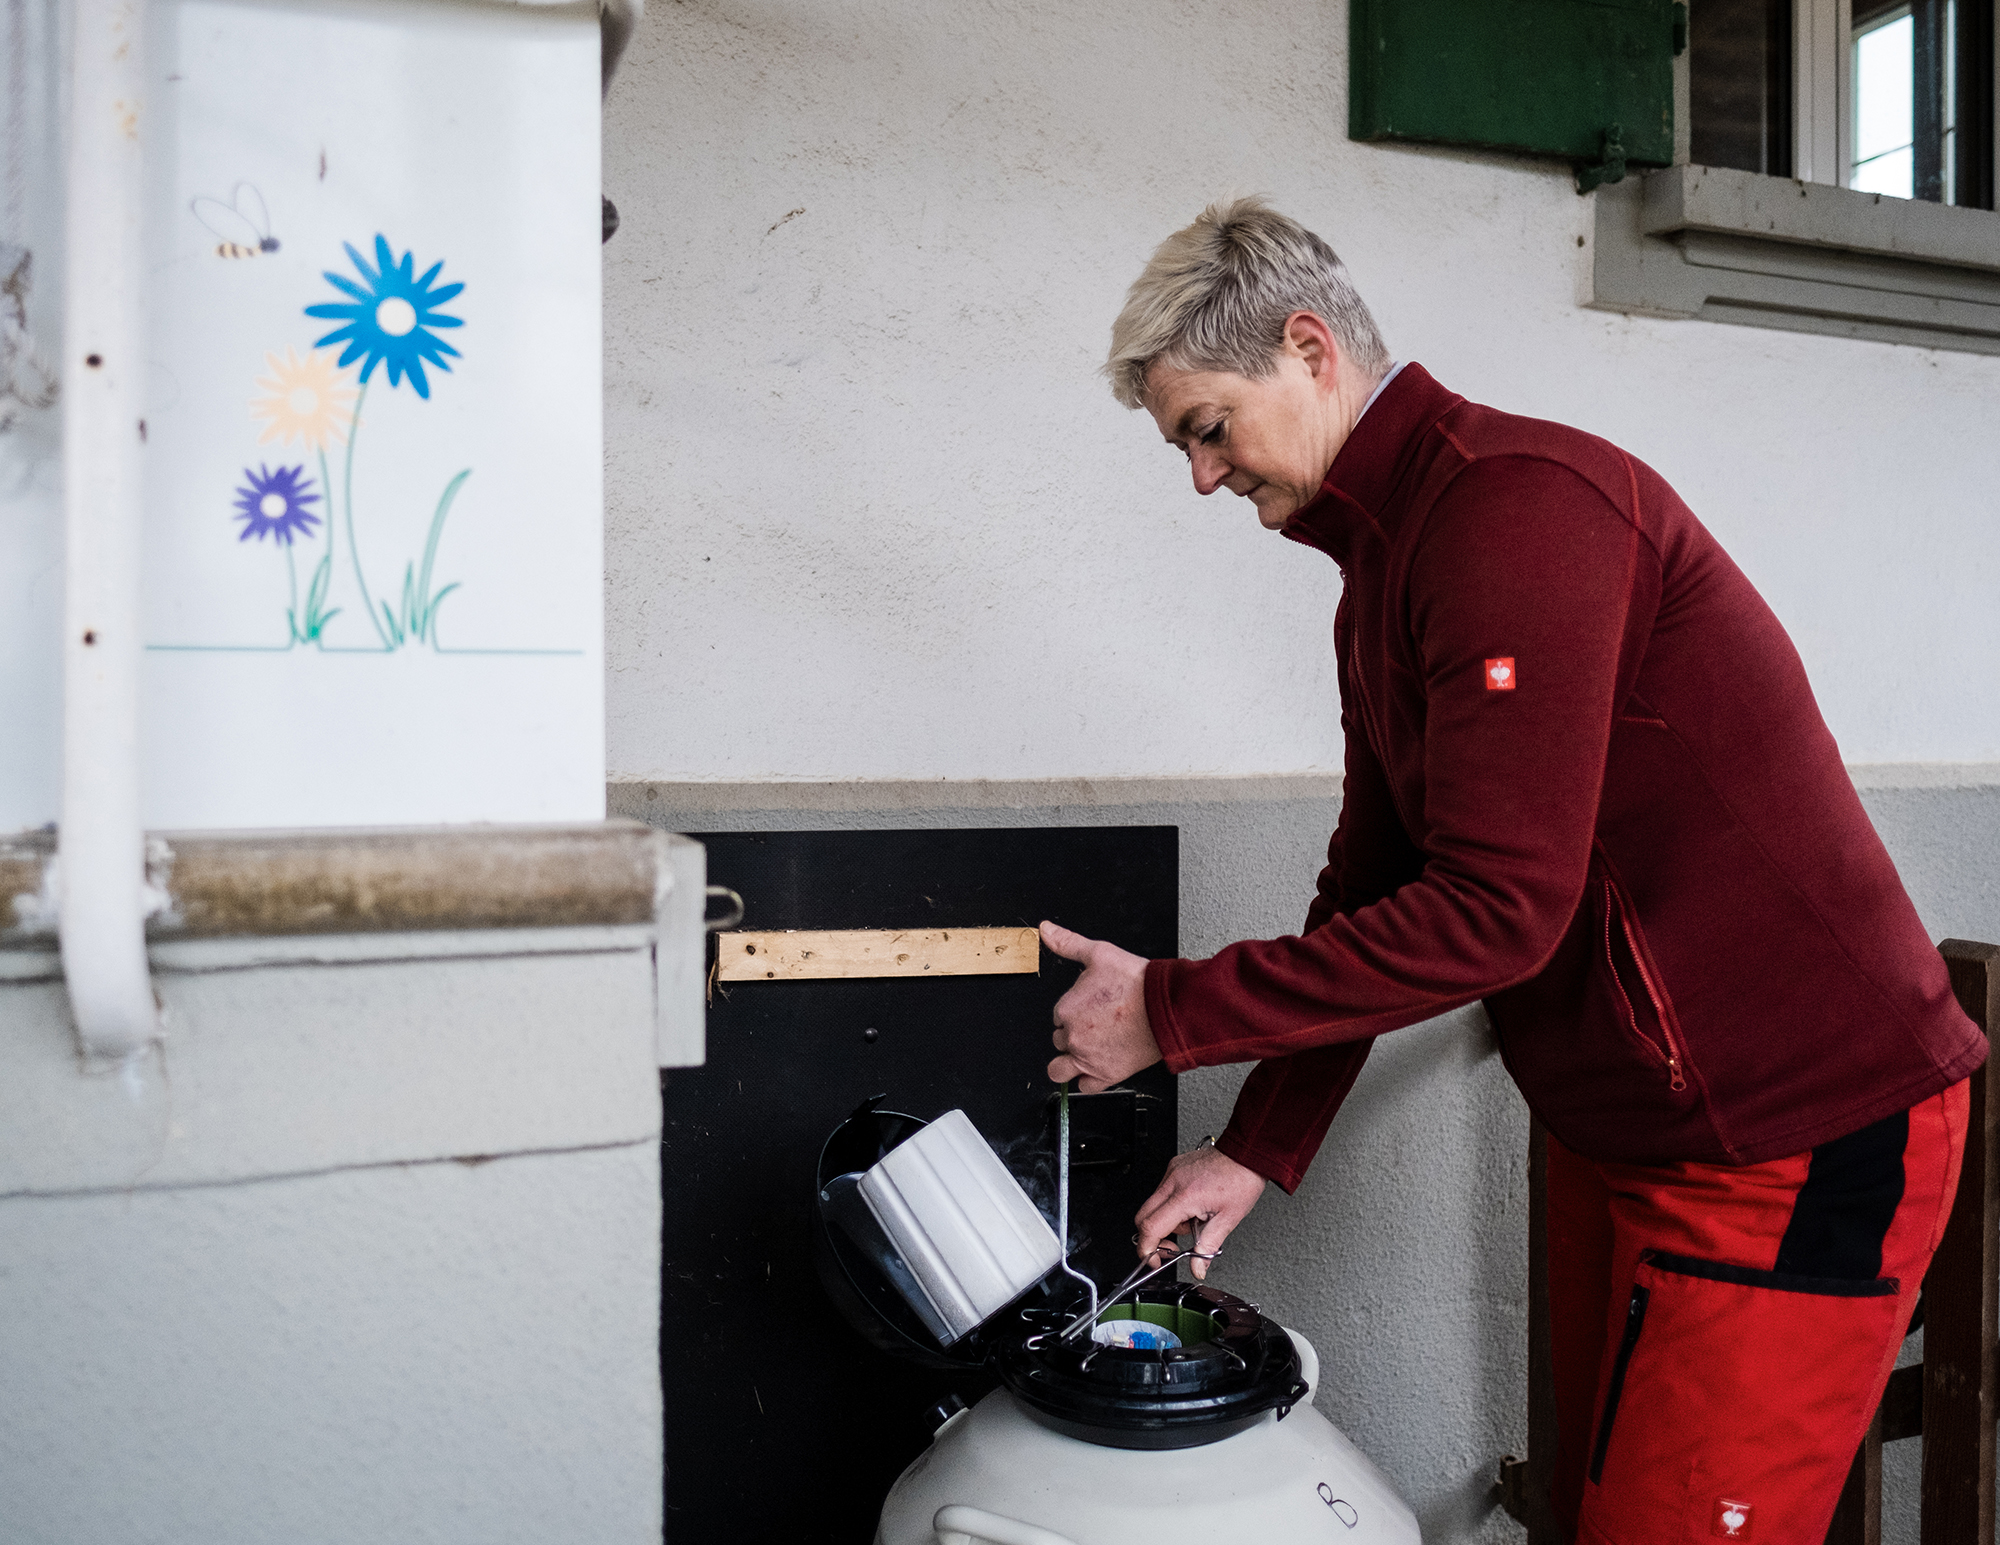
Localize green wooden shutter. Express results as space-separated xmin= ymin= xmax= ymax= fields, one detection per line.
xmin=1350 ymin=0 xmax=1682 ymax=185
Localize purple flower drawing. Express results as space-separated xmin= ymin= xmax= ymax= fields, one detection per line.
xmin=232 ymin=463 xmax=321 ymax=545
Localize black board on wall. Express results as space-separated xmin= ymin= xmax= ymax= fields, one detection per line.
xmin=662 ymin=827 xmax=1179 ymax=1545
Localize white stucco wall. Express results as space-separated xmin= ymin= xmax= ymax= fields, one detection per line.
xmin=2 ymin=1144 xmax=662 ymax=1545
xmin=603 ymin=0 xmax=2000 ymax=782
xmin=0 ymin=933 xmax=665 ymax=1545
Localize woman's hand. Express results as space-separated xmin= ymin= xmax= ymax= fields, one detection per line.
xmin=1133 ymin=1143 xmax=1267 ymax=1281
xmin=1042 ymin=920 xmax=1161 ymax=1093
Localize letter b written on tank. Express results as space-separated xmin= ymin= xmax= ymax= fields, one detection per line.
xmin=1317 ymin=1483 xmax=1360 ymax=1528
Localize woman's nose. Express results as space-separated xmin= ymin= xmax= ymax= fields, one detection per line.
xmin=1189 ymin=448 xmax=1230 ymax=496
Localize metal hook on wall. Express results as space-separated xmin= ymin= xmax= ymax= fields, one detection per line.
xmin=702 ymin=884 xmax=744 ymax=932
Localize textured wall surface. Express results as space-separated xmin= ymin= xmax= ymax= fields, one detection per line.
xmin=603 ymin=0 xmax=2000 ymax=782
xmin=0 ymin=937 xmax=660 ymax=1194
xmin=0 ymin=935 xmax=665 ymax=1545
xmin=0 ymin=1144 xmax=663 ymax=1545
xmin=1853 ymin=773 xmax=2000 ymax=946
xmin=618 ymin=770 xmax=2000 ymax=1542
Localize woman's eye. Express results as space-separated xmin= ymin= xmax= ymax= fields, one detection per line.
xmin=1198 ymin=422 xmax=1225 ymax=445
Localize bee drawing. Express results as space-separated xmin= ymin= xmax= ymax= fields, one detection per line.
xmin=191 ymin=183 xmax=280 ymax=259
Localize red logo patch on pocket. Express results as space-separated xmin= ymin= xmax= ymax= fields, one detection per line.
xmin=1485 ymin=657 xmax=1516 ymax=691
xmin=1712 ymin=1498 xmax=1753 ymax=1539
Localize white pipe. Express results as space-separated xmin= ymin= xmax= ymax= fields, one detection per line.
xmin=599 ymin=0 xmax=642 ymax=97
xmin=59 ymin=0 xmax=159 ymax=1063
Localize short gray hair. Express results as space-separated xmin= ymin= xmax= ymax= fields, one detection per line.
xmin=1104 ymin=196 xmax=1390 ymax=410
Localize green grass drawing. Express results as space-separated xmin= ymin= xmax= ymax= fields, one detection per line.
xmin=379 ymin=468 xmax=470 ymax=650
xmin=288 ymin=550 xmax=341 ymax=644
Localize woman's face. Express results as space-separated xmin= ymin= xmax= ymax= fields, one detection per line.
xmin=1141 ymin=316 xmax=1356 ymax=530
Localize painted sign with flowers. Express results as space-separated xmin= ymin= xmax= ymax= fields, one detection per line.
xmin=175 ymin=232 xmax=493 ymax=654
xmin=137 ymin=0 xmax=602 ymax=830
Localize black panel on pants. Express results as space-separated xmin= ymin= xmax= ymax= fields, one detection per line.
xmin=1774 ymin=1109 xmax=1911 ymax=1280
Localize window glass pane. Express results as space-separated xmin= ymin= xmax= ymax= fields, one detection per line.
xmin=1855 ymin=143 xmax=1918 ymax=193
xmin=1854 ymin=10 xmax=1917 ymax=197
xmin=1852 ymin=1 xmax=1991 ymax=206
xmin=1690 ymin=0 xmax=1793 ymax=176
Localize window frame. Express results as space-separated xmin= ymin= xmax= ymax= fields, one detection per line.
xmin=1588 ymin=0 xmax=2000 ymax=354
xmin=1793 ymin=0 xmax=1853 ymax=187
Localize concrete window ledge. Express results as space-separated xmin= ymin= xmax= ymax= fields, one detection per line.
xmin=1 ymin=820 xmax=707 ymax=1067
xmin=1 ymin=821 xmax=690 ymax=945
xmin=1589 ymin=164 xmax=2000 ymax=355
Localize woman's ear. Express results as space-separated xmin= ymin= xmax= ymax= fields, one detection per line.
xmin=1283 ymin=310 xmax=1342 ymax=385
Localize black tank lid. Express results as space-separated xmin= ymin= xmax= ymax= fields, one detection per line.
xmin=995 ymin=1283 xmax=1310 ymax=1450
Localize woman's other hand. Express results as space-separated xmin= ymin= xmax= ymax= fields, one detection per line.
xmin=1042 ymin=920 xmax=1161 ymax=1093
xmin=1133 ymin=1143 xmax=1267 ymax=1281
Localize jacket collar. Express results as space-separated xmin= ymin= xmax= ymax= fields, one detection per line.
xmin=1281 ymin=362 xmax=1462 ymax=565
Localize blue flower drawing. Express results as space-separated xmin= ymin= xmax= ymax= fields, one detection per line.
xmin=305 ymin=234 xmax=464 ymax=399
xmin=233 ymin=463 xmax=321 ymax=544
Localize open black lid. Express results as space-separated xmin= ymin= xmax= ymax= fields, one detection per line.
xmin=812 ymin=1096 xmax=1071 ymax=1372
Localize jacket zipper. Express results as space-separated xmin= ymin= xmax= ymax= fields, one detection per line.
xmin=1600 ymin=879 xmax=1687 ymax=1092
xmin=1343 ymin=606 xmax=1421 ymax=836
xmin=1344 ymin=605 xmax=1385 ymax=766
xmin=1587 ymin=1283 xmax=1650 ymax=1484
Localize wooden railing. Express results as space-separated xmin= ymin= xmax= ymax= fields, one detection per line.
xmin=1498 ymin=939 xmax=1999 ymax=1545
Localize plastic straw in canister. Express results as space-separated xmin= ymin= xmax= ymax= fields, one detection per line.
xmin=1056 ymin=1085 xmax=1098 ymax=1326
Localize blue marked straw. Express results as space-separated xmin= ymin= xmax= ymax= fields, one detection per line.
xmin=1057 ymin=1085 xmax=1099 ymax=1329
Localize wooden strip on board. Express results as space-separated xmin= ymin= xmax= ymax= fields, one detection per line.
xmin=714 ymin=927 xmax=1040 ymax=982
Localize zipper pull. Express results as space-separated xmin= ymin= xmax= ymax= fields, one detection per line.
xmin=1666 ymin=1055 xmax=1687 ymax=1093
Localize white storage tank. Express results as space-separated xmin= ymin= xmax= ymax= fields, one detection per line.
xmin=816 ymin=1104 xmax=1424 ymax=1545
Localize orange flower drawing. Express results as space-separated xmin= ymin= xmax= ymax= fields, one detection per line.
xmin=249 ymin=346 xmax=359 ymax=451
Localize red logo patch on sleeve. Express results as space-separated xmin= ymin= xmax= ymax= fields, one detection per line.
xmin=1712 ymin=1498 xmax=1753 ymax=1539
xmin=1485 ymin=657 xmax=1516 ymax=691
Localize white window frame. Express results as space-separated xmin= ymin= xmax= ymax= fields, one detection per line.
xmin=1589 ymin=0 xmax=2000 ymax=355
xmin=1794 ymin=0 xmax=1853 ymax=186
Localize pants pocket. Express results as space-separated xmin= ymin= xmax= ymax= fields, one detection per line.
xmin=1580 ymin=1250 xmax=1902 ymax=1545
xmin=1587 ymin=1280 xmax=1649 ymax=1484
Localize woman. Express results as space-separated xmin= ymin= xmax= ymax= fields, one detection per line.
xmin=1042 ymin=197 xmax=1983 ymax=1545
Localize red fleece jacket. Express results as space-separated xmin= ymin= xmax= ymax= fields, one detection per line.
xmin=1144 ymin=365 xmax=1985 ymax=1193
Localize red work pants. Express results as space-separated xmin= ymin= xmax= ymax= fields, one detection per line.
xmin=1548 ymin=1080 xmax=1968 ymax=1545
